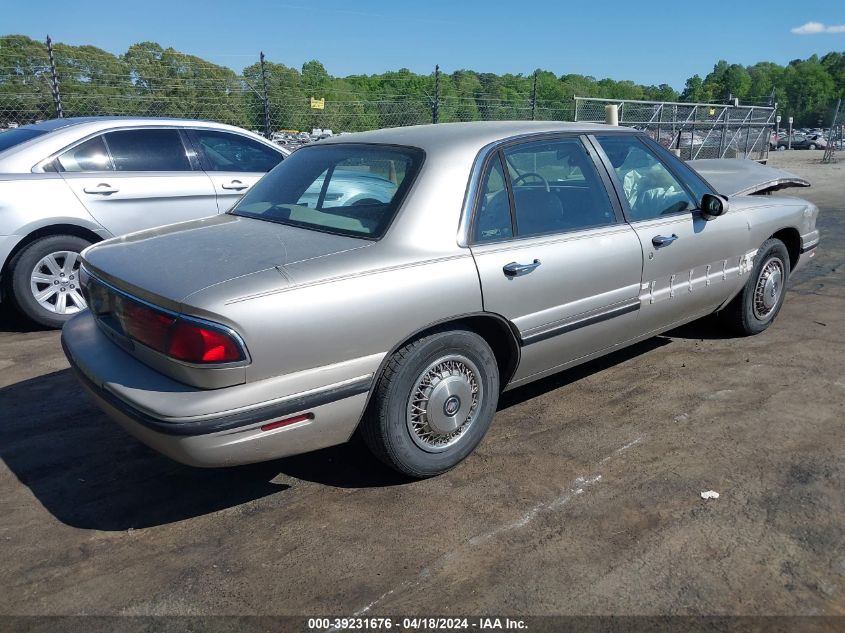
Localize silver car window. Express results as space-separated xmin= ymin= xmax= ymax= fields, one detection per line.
xmin=56 ymin=135 xmax=113 ymax=172
xmin=473 ymin=155 xmax=512 ymax=243
xmin=192 ymin=130 xmax=283 ymax=173
xmin=103 ymin=129 xmax=191 ymax=172
xmin=596 ymin=135 xmax=696 ymax=222
xmin=502 ymin=137 xmax=617 ymax=237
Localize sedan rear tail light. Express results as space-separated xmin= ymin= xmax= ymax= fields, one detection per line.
xmin=100 ymin=289 xmax=246 ymax=365
xmin=166 ymin=320 xmax=244 ymax=364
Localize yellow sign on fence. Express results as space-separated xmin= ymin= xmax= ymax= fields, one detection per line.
xmin=310 ymin=97 xmax=325 ymax=110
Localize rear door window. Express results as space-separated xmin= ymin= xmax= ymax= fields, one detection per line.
xmin=103 ymin=129 xmax=191 ymax=172
xmin=501 ymin=137 xmax=617 ymax=237
xmin=473 ymin=154 xmax=513 ymax=242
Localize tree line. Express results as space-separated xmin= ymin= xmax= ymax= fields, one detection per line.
xmin=1 ymin=34 xmax=842 ymax=131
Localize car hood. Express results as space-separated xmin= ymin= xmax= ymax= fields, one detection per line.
xmin=688 ymin=158 xmax=810 ymax=196
xmin=82 ymin=213 xmax=371 ymax=308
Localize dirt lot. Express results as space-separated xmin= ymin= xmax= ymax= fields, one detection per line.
xmin=0 ymin=151 xmax=843 ymax=620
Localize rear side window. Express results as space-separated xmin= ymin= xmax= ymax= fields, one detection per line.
xmin=192 ymin=130 xmax=283 ymax=172
xmin=501 ymin=137 xmax=616 ymax=237
xmin=103 ymin=129 xmax=191 ymax=172
xmin=56 ymin=136 xmax=113 ymax=172
xmin=232 ymin=143 xmax=423 ymax=238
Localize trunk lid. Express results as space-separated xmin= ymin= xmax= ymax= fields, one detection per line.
xmin=82 ymin=213 xmax=371 ymax=308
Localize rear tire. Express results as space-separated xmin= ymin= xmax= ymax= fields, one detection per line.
xmin=7 ymin=235 xmax=92 ymax=329
xmin=360 ymin=329 xmax=500 ymax=478
xmin=719 ymin=238 xmax=790 ymax=336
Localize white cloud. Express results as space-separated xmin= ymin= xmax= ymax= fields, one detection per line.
xmin=791 ymin=21 xmax=845 ymax=35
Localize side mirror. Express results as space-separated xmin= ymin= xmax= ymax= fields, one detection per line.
xmin=701 ymin=193 xmax=729 ymax=220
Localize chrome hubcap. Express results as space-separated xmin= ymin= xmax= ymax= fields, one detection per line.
xmin=407 ymin=355 xmax=482 ymax=453
xmin=30 ymin=251 xmax=86 ymax=315
xmin=753 ymin=257 xmax=784 ymax=320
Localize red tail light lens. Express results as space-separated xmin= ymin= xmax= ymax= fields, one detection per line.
xmin=166 ymin=321 xmax=244 ymax=363
xmin=96 ymin=284 xmax=246 ymax=365
xmin=119 ymin=301 xmax=176 ymax=351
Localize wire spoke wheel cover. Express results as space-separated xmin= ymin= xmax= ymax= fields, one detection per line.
xmin=29 ymin=250 xmax=86 ymax=315
xmin=752 ymin=256 xmax=784 ymax=321
xmin=406 ymin=354 xmax=483 ymax=453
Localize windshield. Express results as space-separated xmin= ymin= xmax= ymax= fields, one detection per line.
xmin=230 ymin=143 xmax=424 ymax=239
xmin=0 ymin=128 xmax=48 ymax=154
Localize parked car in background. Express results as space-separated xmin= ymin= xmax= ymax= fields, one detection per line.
xmin=61 ymin=121 xmax=819 ymax=478
xmin=0 ymin=117 xmax=289 ymax=327
xmin=776 ymin=134 xmax=827 ymax=150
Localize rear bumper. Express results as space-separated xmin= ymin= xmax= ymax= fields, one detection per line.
xmin=61 ymin=311 xmax=372 ymax=467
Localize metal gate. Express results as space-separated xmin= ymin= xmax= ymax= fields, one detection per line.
xmin=574 ymin=97 xmax=775 ymax=161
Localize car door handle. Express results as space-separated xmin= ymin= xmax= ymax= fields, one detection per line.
xmin=652 ymin=234 xmax=678 ymax=248
xmin=83 ymin=184 xmax=119 ymax=195
xmin=503 ymin=259 xmax=541 ymax=277
xmin=221 ymin=180 xmax=248 ymax=191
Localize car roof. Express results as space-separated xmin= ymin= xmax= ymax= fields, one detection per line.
xmin=320 ymin=121 xmax=628 ymax=157
xmin=16 ymin=116 xmax=236 ymax=132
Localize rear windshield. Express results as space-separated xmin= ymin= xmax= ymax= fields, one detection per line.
xmin=230 ymin=143 xmax=424 ymax=239
xmin=0 ymin=128 xmax=48 ymax=154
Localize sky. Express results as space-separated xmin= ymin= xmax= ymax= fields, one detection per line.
xmin=5 ymin=0 xmax=845 ymax=89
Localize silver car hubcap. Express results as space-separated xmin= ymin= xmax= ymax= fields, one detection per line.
xmin=30 ymin=250 xmax=86 ymax=315
xmin=407 ymin=355 xmax=482 ymax=453
xmin=752 ymin=257 xmax=784 ymax=320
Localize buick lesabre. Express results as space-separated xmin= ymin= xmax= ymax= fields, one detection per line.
xmin=61 ymin=121 xmax=820 ymax=477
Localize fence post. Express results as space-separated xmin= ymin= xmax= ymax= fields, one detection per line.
xmin=531 ymin=71 xmax=537 ymax=121
xmin=46 ymin=35 xmax=63 ymax=119
xmin=432 ymin=65 xmax=440 ymax=124
xmin=259 ymin=52 xmax=271 ymax=138
xmin=743 ymin=107 xmax=753 ymax=157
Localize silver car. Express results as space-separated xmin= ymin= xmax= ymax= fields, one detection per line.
xmin=61 ymin=122 xmax=820 ymax=478
xmin=0 ymin=117 xmax=288 ymax=327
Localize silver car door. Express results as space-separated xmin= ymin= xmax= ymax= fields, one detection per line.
xmin=186 ymin=129 xmax=285 ymax=212
xmin=591 ymin=134 xmax=750 ymax=336
xmin=58 ymin=128 xmax=218 ymax=236
xmin=469 ymin=136 xmax=643 ymax=387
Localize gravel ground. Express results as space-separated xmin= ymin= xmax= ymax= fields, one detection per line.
xmin=0 ymin=151 xmax=842 ymax=620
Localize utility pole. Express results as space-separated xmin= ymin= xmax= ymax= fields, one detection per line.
xmin=259 ymin=52 xmax=271 ymax=139
xmin=432 ymin=65 xmax=440 ymax=124
xmin=46 ymin=35 xmax=63 ymax=119
xmin=531 ymin=71 xmax=537 ymax=121
xmin=822 ymin=98 xmax=841 ymax=163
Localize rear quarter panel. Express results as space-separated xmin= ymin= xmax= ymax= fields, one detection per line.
xmin=185 ymin=246 xmax=484 ymax=387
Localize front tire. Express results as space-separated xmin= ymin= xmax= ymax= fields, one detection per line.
xmin=360 ymin=329 xmax=500 ymax=478
xmin=7 ymin=235 xmax=92 ymax=329
xmin=719 ymin=238 xmax=790 ymax=336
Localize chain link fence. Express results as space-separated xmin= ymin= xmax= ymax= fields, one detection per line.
xmin=1 ymin=37 xmax=578 ymax=135
xmin=3 ymin=35 xmax=780 ymax=162
xmin=575 ymin=97 xmax=776 ymax=161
